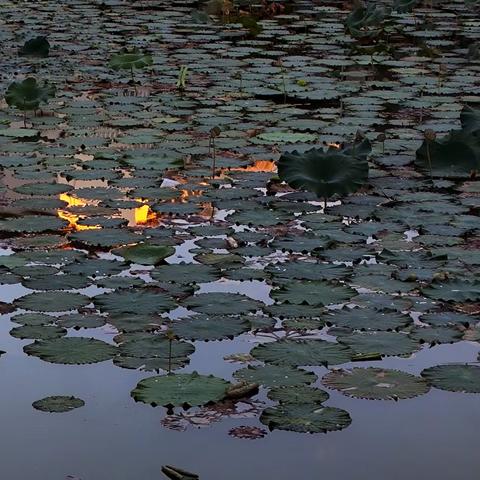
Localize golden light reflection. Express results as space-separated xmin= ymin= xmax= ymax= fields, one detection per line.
xmin=327 ymin=142 xmax=341 ymax=149
xmin=231 ymin=160 xmax=277 ymax=173
xmin=57 ymin=193 xmax=100 ymax=231
xmin=134 ymin=204 xmax=157 ymax=225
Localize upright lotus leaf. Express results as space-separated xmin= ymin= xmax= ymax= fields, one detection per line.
xmin=421 ymin=364 xmax=480 ymax=393
xmin=5 ymin=77 xmax=55 ymax=112
xmin=251 ymin=339 xmax=352 ymax=367
xmin=271 ymin=280 xmax=356 ymax=306
xmin=415 ymin=129 xmax=480 ymax=178
xmin=32 ymin=396 xmax=84 ymax=413
xmin=109 ymin=48 xmax=153 ymax=78
xmin=278 ymin=139 xmax=370 ymax=201
xmin=113 ymin=244 xmax=175 ymax=265
xmin=322 ymin=368 xmax=430 ymax=400
xmin=24 ymin=337 xmax=116 ymax=364
xmin=131 ymin=372 xmax=231 ymax=408
xmin=260 ymin=404 xmax=351 ymax=433
xmin=19 ymin=36 xmax=50 ymax=57
xmin=460 ymin=105 xmax=480 ymax=134
xmin=346 ymin=3 xmax=387 ymax=37
xmin=394 ymin=0 xmax=419 ymax=12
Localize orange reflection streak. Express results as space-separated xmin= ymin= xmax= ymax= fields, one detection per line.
xmin=57 ymin=193 xmax=100 ymax=231
xmin=231 ymin=160 xmax=277 ymax=173
xmin=327 ymin=142 xmax=341 ymax=149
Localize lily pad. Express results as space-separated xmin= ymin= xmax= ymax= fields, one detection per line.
xmin=131 ymin=372 xmax=230 ymax=408
xmin=421 ymin=364 xmax=480 ymax=393
xmin=24 ymin=337 xmax=116 ymax=364
xmin=260 ymin=404 xmax=351 ymax=433
xmin=32 ymin=396 xmax=85 ymax=413
xmin=322 ymin=368 xmax=430 ymax=400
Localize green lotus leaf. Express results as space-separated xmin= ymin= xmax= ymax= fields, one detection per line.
xmin=322 ymin=368 xmax=430 ymax=400
xmin=151 ymin=264 xmax=220 ymax=284
xmin=171 ymin=315 xmax=250 ymax=341
xmin=115 ymin=334 xmax=194 ymax=371
xmin=109 ymin=48 xmax=153 ymax=71
xmin=11 ymin=313 xmax=55 ymax=326
xmin=19 ymin=36 xmax=50 ymax=57
xmin=14 ymin=291 xmax=91 ymax=312
xmin=394 ymin=0 xmax=419 ymax=13
xmin=21 ymin=274 xmax=90 ymax=291
xmin=182 ymin=293 xmax=262 ymax=315
xmin=251 ymin=339 xmax=352 ymax=367
xmin=421 ymin=364 xmax=480 ymax=393
xmin=94 ymin=288 xmax=176 ymax=315
xmin=10 ymin=325 xmax=66 ymax=340
xmin=271 ymin=280 xmax=356 ymax=306
xmin=68 ymin=228 xmax=140 ymax=248
xmin=338 ymin=332 xmax=420 ymax=357
xmin=113 ymin=243 xmax=175 ymax=265
xmin=415 ymin=129 xmax=480 ymax=179
xmin=260 ymin=404 xmax=351 ymax=433
xmin=32 ymin=396 xmax=85 ymax=413
xmin=278 ymin=139 xmax=370 ymax=200
xmin=233 ymin=364 xmax=317 ymax=388
xmin=409 ymin=326 xmax=463 ymax=345
xmin=57 ymin=314 xmax=106 ymax=329
xmin=460 ymin=105 xmax=480 ymax=134
xmin=326 ymin=307 xmax=412 ymax=332
xmin=346 ymin=3 xmax=388 ymax=37
xmin=5 ymin=77 xmax=55 ymax=111
xmin=267 ymin=385 xmax=329 ymax=405
xmin=24 ymin=337 xmax=116 ymax=364
xmin=131 ymin=372 xmax=231 ymax=407
xmin=422 ymin=280 xmax=480 ymax=302
xmin=0 ymin=216 xmax=68 ymax=233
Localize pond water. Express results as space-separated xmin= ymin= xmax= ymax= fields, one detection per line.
xmin=1 ymin=0 xmax=480 ymax=479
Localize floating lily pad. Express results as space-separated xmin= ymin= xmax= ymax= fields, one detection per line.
xmin=322 ymin=368 xmax=430 ymax=400
xmin=131 ymin=372 xmax=230 ymax=408
xmin=24 ymin=337 xmax=116 ymax=364
xmin=267 ymin=385 xmax=329 ymax=404
xmin=94 ymin=288 xmax=175 ymax=315
xmin=10 ymin=325 xmax=66 ymax=340
xmin=338 ymin=332 xmax=419 ymax=357
xmin=113 ymin=244 xmax=175 ymax=265
xmin=421 ymin=364 xmax=480 ymax=393
xmin=251 ymin=339 xmax=352 ymax=367
xmin=0 ymin=216 xmax=68 ymax=233
xmin=32 ymin=396 xmax=85 ymax=413
xmin=172 ymin=315 xmax=250 ymax=341
xmin=14 ymin=292 xmax=90 ymax=312
xmin=182 ymin=293 xmax=262 ymax=315
xmin=233 ymin=365 xmax=317 ymax=388
xmin=260 ymin=404 xmax=351 ymax=433
xmin=271 ymin=280 xmax=356 ymax=306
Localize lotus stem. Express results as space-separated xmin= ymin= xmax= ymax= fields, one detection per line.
xmin=211 ymin=137 xmax=216 ymax=179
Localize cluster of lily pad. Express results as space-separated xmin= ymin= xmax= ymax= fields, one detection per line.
xmin=0 ymin=0 xmax=479 ymax=436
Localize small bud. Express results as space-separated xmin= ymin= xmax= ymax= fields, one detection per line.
xmin=424 ymin=129 xmax=436 ymax=141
